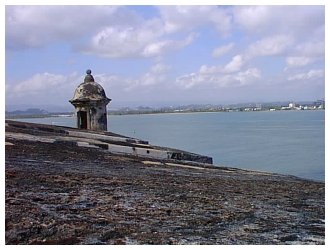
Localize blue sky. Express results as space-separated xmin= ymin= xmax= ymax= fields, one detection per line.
xmin=5 ymin=4 xmax=325 ymax=111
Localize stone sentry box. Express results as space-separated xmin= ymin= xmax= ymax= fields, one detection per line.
xmin=70 ymin=70 xmax=111 ymax=131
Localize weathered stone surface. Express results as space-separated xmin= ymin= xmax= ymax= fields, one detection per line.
xmin=5 ymin=120 xmax=213 ymax=164
xmin=5 ymin=121 xmax=324 ymax=245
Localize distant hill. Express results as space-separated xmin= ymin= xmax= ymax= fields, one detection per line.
xmin=6 ymin=108 xmax=49 ymax=116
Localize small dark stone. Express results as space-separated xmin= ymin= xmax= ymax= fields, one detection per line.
xmin=100 ymin=230 xmax=124 ymax=241
xmin=280 ymin=234 xmax=298 ymax=242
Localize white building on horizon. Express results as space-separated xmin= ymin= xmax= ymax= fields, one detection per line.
xmin=289 ymin=102 xmax=296 ymax=109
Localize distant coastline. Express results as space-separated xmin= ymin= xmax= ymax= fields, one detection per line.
xmin=5 ymin=104 xmax=325 ymax=119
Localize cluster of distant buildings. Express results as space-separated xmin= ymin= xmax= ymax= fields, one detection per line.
xmin=185 ymin=99 xmax=325 ymax=113
xmin=151 ymin=99 xmax=325 ymax=113
xmin=224 ymin=100 xmax=325 ymax=112
xmin=273 ymin=100 xmax=325 ymax=111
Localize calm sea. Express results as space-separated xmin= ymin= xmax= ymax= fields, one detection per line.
xmin=13 ymin=110 xmax=325 ymax=181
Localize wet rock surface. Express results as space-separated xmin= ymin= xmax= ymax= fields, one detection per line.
xmin=5 ymin=122 xmax=324 ymax=245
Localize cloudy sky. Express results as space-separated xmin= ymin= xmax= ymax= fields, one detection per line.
xmin=5 ymin=4 xmax=325 ymax=111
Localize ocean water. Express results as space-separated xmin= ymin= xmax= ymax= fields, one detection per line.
xmin=13 ymin=110 xmax=325 ymax=181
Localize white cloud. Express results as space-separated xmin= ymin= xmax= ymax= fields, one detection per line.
xmin=176 ymin=66 xmax=260 ymax=89
xmin=212 ymin=43 xmax=234 ymax=58
xmin=85 ymin=24 xmax=161 ymax=58
xmin=234 ymin=6 xmax=324 ymax=75
xmin=6 ymin=6 xmax=122 ymax=50
xmin=234 ymin=6 xmax=272 ymax=34
xmin=6 ymin=63 xmax=172 ymax=105
xmin=6 ymin=6 xmax=197 ymax=58
xmin=96 ymin=63 xmax=171 ymax=91
xmin=138 ymin=73 xmax=164 ymax=87
xmin=224 ymin=55 xmax=244 ymax=73
xmin=135 ymin=63 xmax=170 ymax=88
xmin=247 ymin=34 xmax=294 ymax=58
xmin=234 ymin=6 xmax=324 ymax=38
xmin=5 ymin=6 xmax=325 ymax=106
xmin=8 ymin=73 xmax=77 ymax=95
xmin=142 ymin=33 xmax=197 ymax=58
xmin=287 ymin=69 xmax=324 ymax=81
xmin=159 ymin=6 xmax=212 ymax=33
xmin=5 ymin=72 xmax=80 ymax=106
xmin=176 ymin=73 xmax=207 ymax=89
xmin=214 ymin=68 xmax=261 ymax=88
xmin=199 ymin=65 xmax=221 ymax=75
xmin=235 ymin=68 xmax=261 ymax=85
xmin=286 ymin=57 xmax=315 ymax=68
xmin=150 ymin=63 xmax=171 ymax=74
xmin=82 ymin=16 xmax=196 ymax=58
xmin=294 ymin=41 xmax=325 ymax=57
xmin=199 ymin=54 xmax=244 ymax=75
xmin=158 ymin=6 xmax=232 ymax=36
xmin=208 ymin=7 xmax=232 ymax=36
xmin=94 ymin=74 xmax=131 ymax=90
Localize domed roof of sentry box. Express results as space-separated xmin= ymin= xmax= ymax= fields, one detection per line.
xmin=70 ymin=69 xmax=110 ymax=103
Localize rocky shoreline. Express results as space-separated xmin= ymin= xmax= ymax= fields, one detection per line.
xmin=5 ymin=120 xmax=325 ymax=244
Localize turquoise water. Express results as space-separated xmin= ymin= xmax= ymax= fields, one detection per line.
xmin=14 ymin=110 xmax=325 ymax=181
